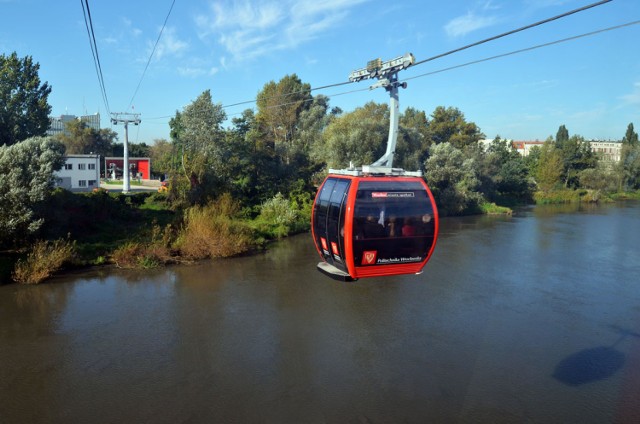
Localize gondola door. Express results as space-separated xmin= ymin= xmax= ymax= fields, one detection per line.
xmin=312 ymin=176 xmax=352 ymax=276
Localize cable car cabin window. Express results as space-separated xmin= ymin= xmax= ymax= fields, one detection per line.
xmin=313 ymin=177 xmax=350 ymax=271
xmin=353 ymin=180 xmax=435 ymax=267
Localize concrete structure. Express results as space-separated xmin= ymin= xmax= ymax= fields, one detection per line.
xmin=104 ymin=157 xmax=151 ymax=180
xmin=47 ymin=113 xmax=101 ymax=137
xmin=54 ymin=154 xmax=101 ymax=192
xmin=589 ymin=141 xmax=622 ymax=163
xmin=481 ymin=138 xmax=623 ymax=163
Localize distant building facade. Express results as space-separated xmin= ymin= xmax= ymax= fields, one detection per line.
xmin=479 ymin=138 xmax=623 ymax=163
xmin=104 ymin=157 xmax=151 ymax=180
xmin=54 ymin=154 xmax=101 ymax=192
xmin=589 ymin=141 xmax=622 ymax=163
xmin=47 ymin=113 xmax=101 ymax=137
xmin=511 ymin=140 xmax=545 ymax=157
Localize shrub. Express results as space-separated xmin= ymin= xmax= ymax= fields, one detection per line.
xmin=111 ymin=241 xmax=172 ymax=269
xmin=177 ymin=195 xmax=255 ymax=259
xmin=257 ymin=193 xmax=299 ymax=238
xmin=12 ymin=238 xmax=76 ymax=284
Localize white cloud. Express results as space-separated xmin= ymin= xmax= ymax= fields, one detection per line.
xmin=620 ymin=81 xmax=640 ymax=105
xmin=444 ymin=11 xmax=498 ymax=37
xmin=196 ymin=0 xmax=369 ymax=63
xmin=152 ymin=27 xmax=189 ymax=60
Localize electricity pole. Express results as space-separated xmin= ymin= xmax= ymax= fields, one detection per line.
xmin=110 ymin=112 xmax=141 ymax=193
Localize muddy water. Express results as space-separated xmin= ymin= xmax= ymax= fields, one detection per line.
xmin=1 ymin=202 xmax=639 ymax=423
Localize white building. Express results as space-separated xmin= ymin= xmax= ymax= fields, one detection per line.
xmin=54 ymin=154 xmax=101 ymax=192
xmin=589 ymin=141 xmax=622 ymax=163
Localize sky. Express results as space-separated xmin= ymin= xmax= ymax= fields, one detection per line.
xmin=2 ymin=0 xmax=639 ymax=145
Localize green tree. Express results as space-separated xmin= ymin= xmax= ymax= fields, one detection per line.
xmin=622 ymin=122 xmax=638 ymax=146
xmin=535 ymin=142 xmax=564 ymax=191
xmin=617 ymin=143 xmax=640 ymax=190
xmin=428 ymin=106 xmax=484 ymax=149
xmin=316 ymin=101 xmax=388 ymax=169
xmin=474 ymin=136 xmax=533 ymax=202
xmin=169 ymin=90 xmax=227 ymax=203
xmin=424 ymin=142 xmax=483 ymax=215
xmin=148 ymin=139 xmax=174 ymax=177
xmin=256 ymin=74 xmax=312 ymax=165
xmin=0 ymin=52 xmax=52 ymax=146
xmin=396 ymin=107 xmax=431 ymax=171
xmin=57 ymin=120 xmax=117 ymax=158
xmin=560 ymin=135 xmax=596 ymax=188
xmin=556 ymin=124 xmax=569 ymax=149
xmin=0 ymin=137 xmax=65 ymax=247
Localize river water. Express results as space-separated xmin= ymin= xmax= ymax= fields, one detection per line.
xmin=1 ymin=202 xmax=639 ymax=423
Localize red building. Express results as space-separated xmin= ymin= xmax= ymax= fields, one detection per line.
xmin=104 ymin=157 xmax=151 ymax=180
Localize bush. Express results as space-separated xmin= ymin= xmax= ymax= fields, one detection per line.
xmin=257 ymin=193 xmax=299 ymax=238
xmin=111 ymin=241 xmax=171 ymax=269
xmin=177 ymin=194 xmax=255 ymax=259
xmin=12 ymin=238 xmax=76 ymax=284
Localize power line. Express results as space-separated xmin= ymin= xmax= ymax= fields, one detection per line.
xmin=221 ymin=20 xmax=640 ymax=121
xmin=80 ymin=0 xmax=110 ymax=115
xmin=210 ymin=0 xmax=615 ymax=116
xmin=144 ymin=1 xmax=624 ymax=123
xmin=127 ymin=0 xmax=177 ymax=111
xmin=413 ymin=0 xmax=613 ymax=66
xmin=403 ymin=20 xmax=640 ymax=83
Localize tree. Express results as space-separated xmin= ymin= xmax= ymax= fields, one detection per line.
xmin=316 ymin=101 xmax=388 ymax=169
xmin=0 ymin=137 xmax=65 ymax=247
xmin=57 ymin=120 xmax=117 ymax=158
xmin=148 ymin=139 xmax=174 ymax=177
xmin=0 ymin=52 xmax=52 ymax=146
xmin=396 ymin=107 xmax=431 ymax=171
xmin=622 ymin=122 xmax=638 ymax=146
xmin=556 ymin=124 xmax=569 ymax=149
xmin=559 ymin=135 xmax=596 ymax=188
xmin=428 ymin=106 xmax=484 ymax=149
xmin=473 ymin=136 xmax=533 ymax=201
xmin=424 ymin=142 xmax=483 ymax=216
xmin=256 ymin=74 xmax=312 ymax=165
xmin=535 ymin=141 xmax=564 ymax=191
xmin=169 ymin=90 xmax=227 ymax=203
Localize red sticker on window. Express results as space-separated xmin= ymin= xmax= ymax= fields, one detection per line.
xmin=362 ymin=250 xmax=377 ymax=265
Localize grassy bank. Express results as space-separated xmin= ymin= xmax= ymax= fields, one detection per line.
xmin=1 ymin=190 xmax=310 ymax=285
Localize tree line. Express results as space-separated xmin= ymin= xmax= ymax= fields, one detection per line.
xmin=2 ymin=51 xmax=640 ymax=252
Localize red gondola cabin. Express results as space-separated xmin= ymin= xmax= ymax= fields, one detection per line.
xmin=312 ymin=174 xmax=439 ymax=281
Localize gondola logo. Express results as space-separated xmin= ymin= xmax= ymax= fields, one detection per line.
xmin=362 ymin=250 xmax=377 ymax=265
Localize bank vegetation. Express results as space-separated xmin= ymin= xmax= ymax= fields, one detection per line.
xmin=2 ymin=52 xmax=640 ymax=284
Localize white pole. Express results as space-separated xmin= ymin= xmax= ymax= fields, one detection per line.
xmin=123 ymin=121 xmax=130 ymax=193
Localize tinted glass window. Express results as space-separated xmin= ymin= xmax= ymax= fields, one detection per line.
xmin=313 ymin=177 xmax=350 ymax=272
xmin=353 ymin=180 xmax=435 ymax=267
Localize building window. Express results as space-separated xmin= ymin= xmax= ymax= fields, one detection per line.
xmin=78 ymin=163 xmax=86 ymax=170
xmin=88 ymin=180 xmax=97 ymax=186
xmin=88 ymin=163 xmax=96 ymax=170
xmin=79 ymin=180 xmax=87 ymax=187
xmin=64 ymin=163 xmax=73 ymax=170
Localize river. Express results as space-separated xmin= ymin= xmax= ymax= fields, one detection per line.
xmin=1 ymin=202 xmax=639 ymax=423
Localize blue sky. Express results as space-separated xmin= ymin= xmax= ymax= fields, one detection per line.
xmin=2 ymin=0 xmax=639 ymax=144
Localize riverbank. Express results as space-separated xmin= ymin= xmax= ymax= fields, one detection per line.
xmin=2 ymin=188 xmax=638 ymax=285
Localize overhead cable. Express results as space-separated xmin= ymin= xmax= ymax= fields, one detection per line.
xmin=80 ymin=0 xmax=110 ymax=115
xmin=127 ymin=0 xmax=177 ymax=111
xmin=413 ymin=0 xmax=613 ymax=66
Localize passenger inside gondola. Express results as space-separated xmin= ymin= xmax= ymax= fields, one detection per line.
xmin=363 ymin=215 xmax=385 ymax=238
